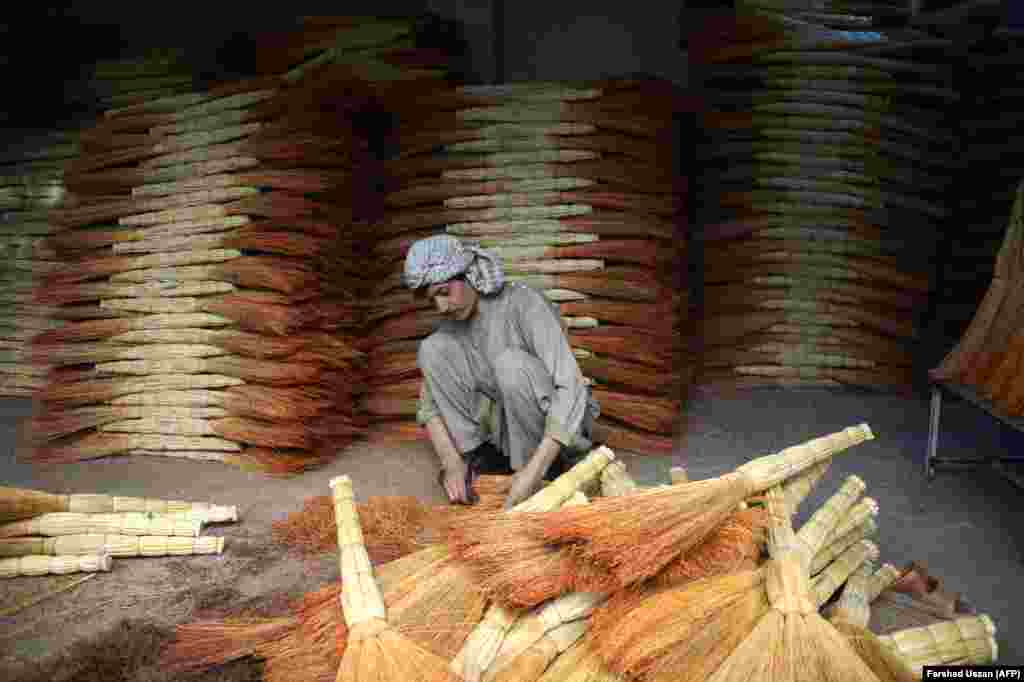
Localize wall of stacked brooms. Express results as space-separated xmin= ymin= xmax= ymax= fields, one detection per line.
xmin=4 ymin=9 xmax=1024 ymax=466
xmin=2 ymin=14 xmax=691 ymax=471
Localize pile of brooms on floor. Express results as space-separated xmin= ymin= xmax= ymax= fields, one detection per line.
xmin=160 ymin=424 xmax=998 ymax=681
xmin=19 ymin=16 xmax=461 ymax=474
xmin=690 ymin=11 xmax=959 ymax=395
xmin=358 ymin=78 xmax=693 ymax=454
xmin=0 ymin=485 xmax=236 ymax=578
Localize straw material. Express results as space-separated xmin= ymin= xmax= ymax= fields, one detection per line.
xmin=11 ymin=534 xmax=225 ymax=557
xmin=811 ymin=518 xmax=878 ymax=576
xmin=0 ymin=511 xmax=202 ymax=538
xmin=0 ymin=486 xmax=68 ymax=522
xmin=793 ymin=475 xmax=865 ymax=559
xmin=828 ymin=564 xmax=917 ymax=682
xmin=39 ymin=373 xmax=244 ymax=407
xmin=30 ymin=431 xmax=243 ymax=465
xmin=781 ymin=460 xmax=830 ymax=516
xmin=878 ymin=616 xmax=998 ymax=673
xmin=0 ymin=553 xmax=113 ymax=578
xmin=533 ymin=425 xmax=873 ymax=589
xmin=811 ymin=539 xmax=880 ymax=607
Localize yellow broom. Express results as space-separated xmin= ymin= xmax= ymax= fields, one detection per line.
xmin=877 ymin=616 xmax=998 ymax=674
xmin=704 ymin=486 xmax=884 ymax=682
xmin=0 ymin=485 xmax=237 ymax=522
xmin=329 ymin=474 xmax=460 ymax=682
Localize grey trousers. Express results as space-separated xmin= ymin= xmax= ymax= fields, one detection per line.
xmin=418 ymin=330 xmax=596 ymax=470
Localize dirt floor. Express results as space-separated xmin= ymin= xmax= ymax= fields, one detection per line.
xmin=1 ymin=387 xmax=1021 ymax=679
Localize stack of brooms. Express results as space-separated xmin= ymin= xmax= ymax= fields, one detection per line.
xmin=690 ymin=10 xmax=960 ymax=394
xmin=1 ymin=50 xmax=203 ymax=400
xmin=0 ymin=485 xmax=236 ymax=579
xmin=931 ymin=176 xmax=1024 ymax=415
xmin=19 ymin=20 xmax=459 ymax=473
xmin=0 ymin=130 xmax=77 ymax=397
xmin=358 ymin=78 xmax=693 ymax=454
xmin=65 ymin=48 xmax=200 ymax=116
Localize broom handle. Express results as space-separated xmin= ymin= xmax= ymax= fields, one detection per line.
xmin=865 ymin=563 xmax=901 ymax=603
xmin=0 ymin=553 xmax=112 ymax=578
xmin=735 ymin=423 xmax=874 ymax=494
xmin=827 ymin=497 xmax=879 ymax=542
xmin=781 ymin=460 xmax=830 ymax=516
xmin=599 ymin=460 xmax=640 ymax=497
xmin=811 ymin=539 xmax=880 ymax=608
xmin=0 ymin=512 xmax=203 ymax=538
xmin=0 ymin=538 xmax=47 ymax=557
xmin=794 ymin=475 xmax=865 ymax=559
xmin=810 ymin=518 xmax=877 ymax=576
xmin=330 ymin=475 xmax=387 ymax=633
xmin=824 ymin=561 xmax=875 ymax=628
xmin=33 ymin=534 xmax=224 ymax=557
xmin=878 ymin=615 xmax=997 ymax=667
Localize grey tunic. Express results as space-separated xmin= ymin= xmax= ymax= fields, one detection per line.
xmin=415 ymin=281 xmax=599 ymax=470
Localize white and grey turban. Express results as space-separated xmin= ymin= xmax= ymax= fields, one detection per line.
xmin=403 ymin=235 xmax=505 ymax=296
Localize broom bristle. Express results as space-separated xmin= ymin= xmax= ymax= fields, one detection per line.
xmin=590 ymin=568 xmax=770 ymax=681
xmin=160 ymin=617 xmax=297 ymax=673
xmin=33 ymin=318 xmax=134 ymax=346
xmin=221 ymin=257 xmax=322 ymax=295
xmin=537 ymin=475 xmax=750 ymax=588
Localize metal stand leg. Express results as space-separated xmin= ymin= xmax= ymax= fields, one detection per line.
xmin=926 ymin=385 xmax=942 ymax=481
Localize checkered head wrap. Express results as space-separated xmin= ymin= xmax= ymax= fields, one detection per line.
xmin=403 ymin=235 xmax=505 ymax=296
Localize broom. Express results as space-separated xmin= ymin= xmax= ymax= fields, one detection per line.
xmin=876 ymin=616 xmax=998 ymax=674
xmin=0 ymin=553 xmax=113 ymax=578
xmin=827 ymin=563 xmax=918 ymax=682
xmin=0 ymin=485 xmax=236 ymax=522
xmin=702 ymin=485 xmax=884 ymax=682
xmin=329 ymin=474 xmax=461 ymax=682
xmin=584 ymin=468 xmax=872 ymax=681
xmin=0 ymin=534 xmax=224 ymax=557
xmin=37 ymin=255 xmax=320 ymax=297
xmin=585 ymin=464 xmax=832 ymax=664
xmin=0 ymin=511 xmax=204 ymax=538
xmin=32 ymin=299 xmax=306 ymax=345
xmin=474 ymin=424 xmax=873 ymax=601
xmin=262 ymin=452 xmax=610 ymax=682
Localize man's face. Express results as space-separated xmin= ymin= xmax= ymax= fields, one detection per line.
xmin=426 ymin=277 xmax=478 ymax=321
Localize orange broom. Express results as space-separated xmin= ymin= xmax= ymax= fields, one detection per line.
xmin=453 ymin=424 xmax=873 ymax=610
xmin=36 ymin=256 xmax=319 ymax=297
xmin=32 ymin=294 xmax=321 ymax=344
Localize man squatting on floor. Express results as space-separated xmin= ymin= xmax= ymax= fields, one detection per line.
xmin=403 ymin=235 xmax=601 ymax=510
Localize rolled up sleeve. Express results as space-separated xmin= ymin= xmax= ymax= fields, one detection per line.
xmin=416 ymin=380 xmax=440 ymax=426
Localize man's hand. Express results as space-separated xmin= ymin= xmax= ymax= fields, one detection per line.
xmin=503 ymin=436 xmax=563 ymax=510
xmin=442 ymin=457 xmax=473 ymax=505
xmin=503 ymin=467 xmax=545 ymax=510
